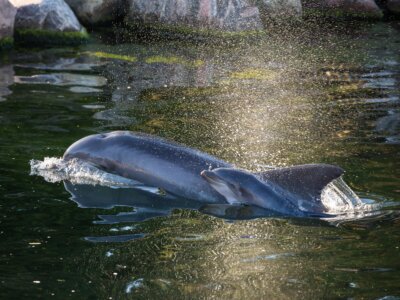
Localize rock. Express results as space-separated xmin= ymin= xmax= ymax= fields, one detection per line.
xmin=0 ymin=0 xmax=17 ymax=49
xmin=65 ymin=0 xmax=127 ymax=25
xmin=303 ymin=0 xmax=383 ymax=19
xmin=253 ymin=0 xmax=302 ymax=22
xmin=11 ymin=0 xmax=83 ymax=31
xmin=387 ymin=0 xmax=400 ymax=14
xmin=10 ymin=0 xmax=88 ymax=45
xmin=126 ymin=0 xmax=264 ymax=34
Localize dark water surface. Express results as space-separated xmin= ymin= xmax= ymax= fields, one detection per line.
xmin=1 ymin=22 xmax=400 ymax=299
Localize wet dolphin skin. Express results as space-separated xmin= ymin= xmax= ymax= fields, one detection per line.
xmin=64 ymin=131 xmax=344 ymax=216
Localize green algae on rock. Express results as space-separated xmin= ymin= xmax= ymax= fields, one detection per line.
xmin=0 ymin=0 xmax=16 ymax=51
xmin=123 ymin=22 xmax=266 ymax=43
xmin=0 ymin=37 xmax=14 ymax=50
xmin=85 ymin=51 xmax=137 ymax=62
xmin=12 ymin=0 xmax=88 ymax=47
xmin=303 ymin=0 xmax=383 ymax=20
xmin=14 ymin=29 xmax=89 ymax=46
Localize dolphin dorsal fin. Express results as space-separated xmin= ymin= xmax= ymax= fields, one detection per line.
xmin=256 ymin=164 xmax=344 ymax=211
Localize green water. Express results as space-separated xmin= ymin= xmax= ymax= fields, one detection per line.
xmin=1 ymin=22 xmax=399 ymax=299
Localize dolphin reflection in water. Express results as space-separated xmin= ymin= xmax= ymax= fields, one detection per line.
xmin=61 ymin=131 xmax=359 ymax=219
xmin=63 ymin=181 xmax=280 ymax=223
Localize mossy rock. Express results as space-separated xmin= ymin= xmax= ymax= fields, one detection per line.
xmin=303 ymin=8 xmax=383 ymax=20
xmin=14 ymin=29 xmax=89 ymax=47
xmin=0 ymin=37 xmax=13 ymax=51
xmin=124 ymin=21 xmax=266 ymax=43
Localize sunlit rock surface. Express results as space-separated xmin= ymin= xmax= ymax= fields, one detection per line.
xmin=126 ymin=0 xmax=264 ymax=32
xmin=11 ymin=0 xmax=84 ymax=32
xmin=65 ymin=0 xmax=127 ymax=25
xmin=303 ymin=0 xmax=383 ymax=19
xmin=0 ymin=0 xmax=17 ymax=47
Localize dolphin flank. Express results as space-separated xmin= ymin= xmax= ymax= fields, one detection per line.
xmin=63 ymin=131 xmax=231 ymax=203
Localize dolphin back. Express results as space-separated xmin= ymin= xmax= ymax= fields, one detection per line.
xmin=256 ymin=164 xmax=344 ymax=212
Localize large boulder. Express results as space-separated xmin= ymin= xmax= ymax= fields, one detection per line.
xmin=65 ymin=0 xmax=127 ymax=26
xmin=10 ymin=0 xmax=88 ymax=45
xmin=126 ymin=0 xmax=264 ymax=33
xmin=12 ymin=0 xmax=83 ymax=31
xmin=303 ymin=0 xmax=383 ymax=19
xmin=0 ymin=0 xmax=17 ymax=49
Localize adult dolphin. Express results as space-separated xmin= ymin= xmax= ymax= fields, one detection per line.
xmin=63 ymin=131 xmax=345 ymax=216
xmin=63 ymin=131 xmax=231 ymax=203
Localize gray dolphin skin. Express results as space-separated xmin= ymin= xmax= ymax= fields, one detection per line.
xmin=201 ymin=168 xmax=305 ymax=216
xmin=63 ymin=131 xmax=231 ymax=203
xmin=63 ymin=131 xmax=345 ymax=216
xmin=201 ymin=165 xmax=344 ymax=216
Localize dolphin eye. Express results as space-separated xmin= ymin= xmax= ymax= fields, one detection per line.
xmin=239 ymin=187 xmax=252 ymax=199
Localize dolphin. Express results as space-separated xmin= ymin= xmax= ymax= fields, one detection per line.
xmin=63 ymin=131 xmax=231 ymax=203
xmin=201 ymin=165 xmax=344 ymax=216
xmin=63 ymin=131 xmax=345 ymax=216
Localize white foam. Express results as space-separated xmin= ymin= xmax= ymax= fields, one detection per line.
xmin=30 ymin=157 xmax=139 ymax=187
xmin=321 ymin=177 xmax=362 ymax=213
xmin=321 ymin=177 xmax=385 ymax=222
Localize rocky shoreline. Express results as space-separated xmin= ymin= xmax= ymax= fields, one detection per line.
xmin=1 ymin=0 xmax=400 ymax=49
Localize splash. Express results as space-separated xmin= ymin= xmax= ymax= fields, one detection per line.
xmin=29 ymin=157 xmax=139 ymax=187
xmin=321 ymin=177 xmax=387 ymax=222
xmin=321 ymin=177 xmax=363 ymax=213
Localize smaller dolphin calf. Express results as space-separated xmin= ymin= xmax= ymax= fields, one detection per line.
xmin=201 ymin=164 xmax=344 ymax=216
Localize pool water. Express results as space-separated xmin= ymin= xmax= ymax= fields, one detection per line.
xmin=0 ymin=22 xmax=399 ymax=299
